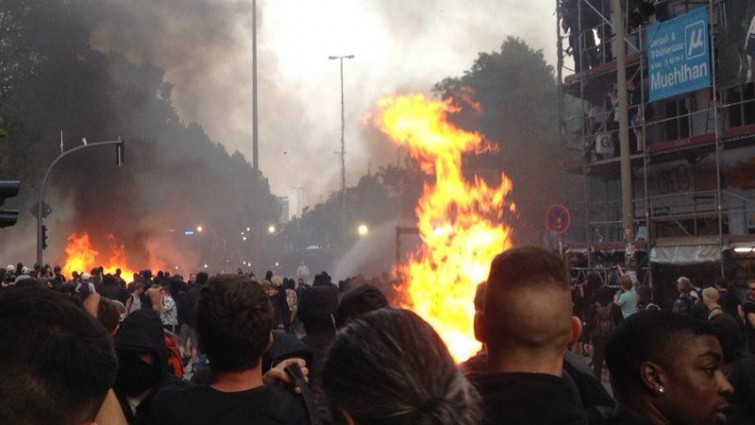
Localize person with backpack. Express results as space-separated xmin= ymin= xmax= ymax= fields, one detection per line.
xmin=585 ymin=286 xmax=623 ymax=379
xmin=673 ymin=277 xmax=698 ymax=316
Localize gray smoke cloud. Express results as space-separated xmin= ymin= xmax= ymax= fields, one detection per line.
xmin=87 ymin=0 xmax=558 ymax=212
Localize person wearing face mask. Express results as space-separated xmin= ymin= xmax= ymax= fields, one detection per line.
xmin=113 ymin=308 xmax=182 ymax=425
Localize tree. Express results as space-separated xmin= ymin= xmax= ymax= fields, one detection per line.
xmin=0 ymin=0 xmax=282 ymax=269
xmin=434 ymin=37 xmax=582 ymax=246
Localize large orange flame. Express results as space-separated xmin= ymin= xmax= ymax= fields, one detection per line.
xmin=371 ymin=94 xmax=514 ymax=362
xmin=61 ymin=233 xmax=138 ymax=281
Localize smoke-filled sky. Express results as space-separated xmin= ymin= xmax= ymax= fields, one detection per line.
xmin=90 ymin=0 xmax=557 ymax=215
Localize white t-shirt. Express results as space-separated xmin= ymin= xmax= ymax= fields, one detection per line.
xmin=129 ymin=293 xmax=142 ymax=313
xmin=160 ymin=295 xmax=178 ymax=327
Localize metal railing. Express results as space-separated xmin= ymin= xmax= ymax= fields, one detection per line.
xmin=574 ymin=189 xmax=755 ymax=244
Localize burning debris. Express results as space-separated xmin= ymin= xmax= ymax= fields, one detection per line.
xmin=61 ymin=232 xmax=155 ymax=280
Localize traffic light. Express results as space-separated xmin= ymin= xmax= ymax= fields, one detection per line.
xmin=41 ymin=225 xmax=48 ymax=249
xmin=0 ymin=180 xmax=20 ymax=228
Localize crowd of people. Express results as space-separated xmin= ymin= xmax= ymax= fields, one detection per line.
xmin=1 ymin=246 xmax=755 ymax=425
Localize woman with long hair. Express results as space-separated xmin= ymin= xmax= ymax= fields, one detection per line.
xmin=321 ymin=308 xmax=480 ymax=425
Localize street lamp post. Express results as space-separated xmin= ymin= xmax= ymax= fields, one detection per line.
xmin=36 ymin=137 xmax=125 ymax=265
xmin=328 ymin=54 xmax=354 ymax=248
xmin=251 ymin=0 xmax=261 ymax=273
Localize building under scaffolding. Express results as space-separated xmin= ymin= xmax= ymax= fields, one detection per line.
xmin=557 ymin=0 xmax=755 ymax=306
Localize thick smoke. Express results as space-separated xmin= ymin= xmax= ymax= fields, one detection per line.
xmin=2 ymin=0 xmax=560 ymax=271
xmin=86 ymin=0 xmax=558 ymax=208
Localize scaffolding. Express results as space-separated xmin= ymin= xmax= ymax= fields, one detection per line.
xmin=556 ymin=0 xmax=755 ymax=303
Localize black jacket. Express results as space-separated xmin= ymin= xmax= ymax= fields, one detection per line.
xmin=99 ymin=281 xmax=130 ymax=304
xmin=605 ymin=408 xmax=656 ymax=425
xmin=185 ymin=282 xmax=201 ymax=329
xmin=726 ymin=350 xmax=755 ymax=425
xmin=462 ymin=351 xmax=614 ymax=425
xmin=469 ymin=371 xmax=589 ymax=425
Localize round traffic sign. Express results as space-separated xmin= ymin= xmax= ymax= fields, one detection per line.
xmin=545 ymin=204 xmax=571 ymax=234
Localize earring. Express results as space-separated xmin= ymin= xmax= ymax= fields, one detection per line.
xmin=658 ymin=386 xmax=665 ymax=394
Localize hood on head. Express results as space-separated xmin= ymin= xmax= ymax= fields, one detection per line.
xmin=114 ymin=309 xmax=169 ymax=378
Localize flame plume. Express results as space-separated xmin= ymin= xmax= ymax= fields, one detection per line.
xmin=371 ymin=94 xmax=514 ymax=362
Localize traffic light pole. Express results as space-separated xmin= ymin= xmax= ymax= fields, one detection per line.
xmin=36 ymin=137 xmax=124 ymax=265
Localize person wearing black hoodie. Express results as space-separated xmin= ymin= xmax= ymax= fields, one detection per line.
xmin=333 ymin=283 xmax=389 ymax=328
xmin=297 ymin=283 xmax=338 ymax=379
xmin=297 ymin=281 xmax=339 ymax=425
xmin=113 ymin=308 xmax=180 ymax=425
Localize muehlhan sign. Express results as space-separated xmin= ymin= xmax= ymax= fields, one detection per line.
xmin=647 ymin=7 xmax=711 ymax=102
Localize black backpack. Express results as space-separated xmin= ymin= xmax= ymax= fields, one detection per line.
xmin=592 ymin=302 xmax=615 ymax=339
xmin=673 ymin=293 xmax=696 ymax=315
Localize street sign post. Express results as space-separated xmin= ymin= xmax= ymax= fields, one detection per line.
xmin=30 ymin=201 xmax=52 ymax=220
xmin=545 ymin=204 xmax=571 ymax=234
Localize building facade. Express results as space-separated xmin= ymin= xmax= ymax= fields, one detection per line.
xmin=557 ymin=0 xmax=755 ymax=306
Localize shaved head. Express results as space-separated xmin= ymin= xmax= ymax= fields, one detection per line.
xmin=482 ymin=247 xmax=573 ymax=357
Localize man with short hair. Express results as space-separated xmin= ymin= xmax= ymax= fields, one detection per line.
xmin=149 ymin=274 xmax=308 ymax=424
xmin=115 ymin=268 xmax=127 ymax=287
xmin=702 ymin=287 xmax=725 ymax=320
xmin=470 ymin=246 xmax=587 ymax=425
xmin=701 ymin=287 xmax=744 ymax=358
xmin=0 ymin=286 xmax=117 ymax=425
xmin=53 ymin=265 xmax=66 ymax=287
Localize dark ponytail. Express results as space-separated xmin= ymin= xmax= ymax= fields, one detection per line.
xmin=322 ymin=308 xmax=481 ymax=425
